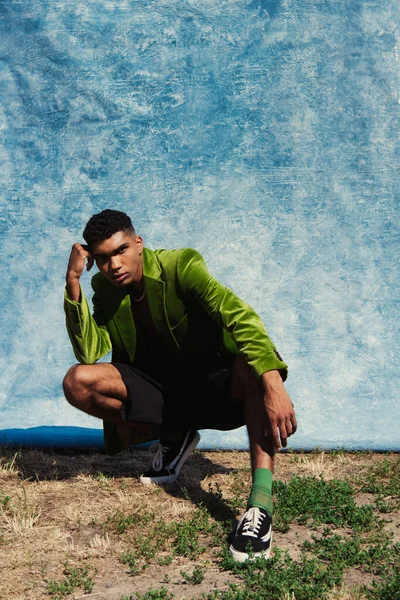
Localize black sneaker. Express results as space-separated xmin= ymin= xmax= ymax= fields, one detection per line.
xmin=139 ymin=431 xmax=200 ymax=485
xmin=229 ymin=507 xmax=273 ymax=562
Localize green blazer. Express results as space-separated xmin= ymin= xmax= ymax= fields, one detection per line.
xmin=64 ymin=247 xmax=288 ymax=452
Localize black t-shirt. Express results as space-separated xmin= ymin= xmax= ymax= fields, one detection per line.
xmin=130 ymin=292 xmax=185 ymax=384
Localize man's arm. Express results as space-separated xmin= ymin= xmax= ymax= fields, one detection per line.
xmin=66 ymin=243 xmax=93 ymax=301
xmin=261 ymin=370 xmax=297 ymax=450
xmin=177 ymin=248 xmax=296 ymax=449
xmin=177 ymin=249 xmax=288 ymax=378
xmin=64 ymin=243 xmax=112 ymax=364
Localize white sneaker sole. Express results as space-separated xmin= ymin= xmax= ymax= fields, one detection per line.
xmin=229 ymin=532 xmax=273 ymax=563
xmin=139 ymin=431 xmax=201 ymax=485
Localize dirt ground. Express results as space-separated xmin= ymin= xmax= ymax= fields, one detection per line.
xmin=0 ymin=448 xmax=398 ymax=600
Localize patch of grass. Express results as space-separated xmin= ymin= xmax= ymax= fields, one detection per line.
xmin=121 ymin=549 xmax=139 ymax=575
xmin=374 ymin=498 xmax=398 ymax=513
xmin=356 ymin=457 xmax=400 ymax=498
xmin=92 ymin=470 xmax=113 ymax=481
xmin=121 ymin=589 xmax=174 ymax=600
xmin=180 ymin=564 xmax=206 ymax=584
xmin=273 ymin=476 xmax=375 ymax=533
xmin=1 ymin=450 xmax=397 ymax=600
xmin=104 ymin=509 xmax=152 ymax=534
xmin=0 ymin=493 xmax=11 ymax=511
xmin=204 ymin=481 xmax=236 ymax=521
xmin=0 ymin=451 xmax=21 ymax=474
xmin=304 ymin=531 xmax=362 ymax=569
xmin=90 ymin=471 xmax=114 ymax=488
xmin=171 ymin=518 xmax=206 ymax=558
xmin=46 ymin=562 xmax=96 ymax=600
xmin=156 ymin=555 xmax=173 ymax=566
xmin=120 ymin=505 xmax=220 ymax=573
xmin=365 ymin=563 xmax=400 ymax=600
xmin=153 ymin=505 xmax=219 ymax=559
xmin=215 ymin=548 xmax=343 ymax=600
xmin=225 ymin=471 xmax=249 ymax=514
xmin=136 ymin=535 xmax=158 ymax=561
xmin=304 ymin=528 xmax=400 ymax=577
xmin=0 ymin=487 xmax=41 ymax=534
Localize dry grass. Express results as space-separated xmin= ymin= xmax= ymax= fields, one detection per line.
xmin=326 ymin=587 xmax=368 ymax=600
xmin=0 ymin=448 xmax=397 ymax=600
xmin=290 ymin=451 xmax=352 ymax=479
xmin=0 ymin=486 xmax=41 ymax=535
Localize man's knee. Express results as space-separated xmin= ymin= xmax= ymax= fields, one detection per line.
xmin=63 ymin=364 xmax=93 ymax=407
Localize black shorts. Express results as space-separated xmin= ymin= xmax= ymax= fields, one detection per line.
xmin=113 ymin=362 xmax=245 ymax=431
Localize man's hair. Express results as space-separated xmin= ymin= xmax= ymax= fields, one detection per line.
xmin=83 ymin=209 xmax=135 ymax=246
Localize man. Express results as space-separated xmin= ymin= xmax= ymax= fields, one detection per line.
xmin=63 ymin=209 xmax=297 ymax=562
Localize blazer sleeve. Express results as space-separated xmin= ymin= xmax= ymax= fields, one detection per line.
xmin=64 ymin=285 xmax=112 ymax=364
xmin=177 ymin=248 xmax=288 ymax=380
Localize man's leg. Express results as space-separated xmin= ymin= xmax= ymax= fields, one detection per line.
xmin=232 ymin=356 xmax=275 ymax=470
xmin=229 ymin=356 xmax=275 ymax=562
xmin=63 ymin=363 xmax=160 ymax=449
xmin=63 ymin=363 xmax=129 ymax=421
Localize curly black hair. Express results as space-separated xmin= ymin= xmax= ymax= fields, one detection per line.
xmin=83 ymin=209 xmax=135 ymax=247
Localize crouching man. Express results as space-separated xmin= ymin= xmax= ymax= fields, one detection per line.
xmin=63 ymin=209 xmax=297 ymax=562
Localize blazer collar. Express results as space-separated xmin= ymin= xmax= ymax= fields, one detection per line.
xmin=112 ymin=247 xmax=183 ymax=362
xmin=142 ymin=247 xmax=162 ymax=281
xmin=142 ymin=247 xmax=170 ymax=339
xmin=142 ymin=247 xmax=184 ymax=360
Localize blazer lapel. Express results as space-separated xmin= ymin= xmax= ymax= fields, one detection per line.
xmin=113 ymin=291 xmax=136 ymax=362
xmin=142 ymin=248 xmax=182 ymax=356
xmin=111 ymin=248 xmax=182 ymax=362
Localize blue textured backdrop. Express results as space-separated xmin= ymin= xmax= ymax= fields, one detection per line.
xmin=0 ymin=1 xmax=399 ymax=450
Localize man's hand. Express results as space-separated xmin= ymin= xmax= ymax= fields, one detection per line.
xmin=66 ymin=243 xmax=94 ymax=302
xmin=261 ymin=370 xmax=297 ymax=451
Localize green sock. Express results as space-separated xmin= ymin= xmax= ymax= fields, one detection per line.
xmin=247 ymin=468 xmax=273 ymax=516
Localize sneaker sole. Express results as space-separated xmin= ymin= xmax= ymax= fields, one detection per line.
xmin=229 ymin=532 xmax=273 ymax=563
xmin=139 ymin=431 xmax=201 ymax=485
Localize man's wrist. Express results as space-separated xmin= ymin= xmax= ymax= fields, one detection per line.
xmin=261 ymin=370 xmax=284 ymax=389
xmin=66 ymin=272 xmax=80 ymax=286
xmin=261 ymin=370 xmax=281 ymax=380
xmin=66 ymin=276 xmax=81 ymax=302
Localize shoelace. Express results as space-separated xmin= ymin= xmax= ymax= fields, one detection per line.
xmin=242 ymin=507 xmax=265 ymax=536
xmin=149 ymin=442 xmax=169 ymax=472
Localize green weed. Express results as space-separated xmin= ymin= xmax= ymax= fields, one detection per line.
xmin=215 ymin=548 xmax=342 ymax=600
xmin=226 ymin=471 xmax=249 ymax=514
xmin=155 ymin=506 xmax=218 ymax=559
xmin=0 ymin=493 xmax=11 ymax=511
xmin=180 ymin=564 xmax=206 ymax=584
xmin=104 ymin=509 xmax=152 ymax=534
xmin=103 ymin=461 xmax=400 ymax=600
xmin=136 ymin=536 xmax=158 ymax=561
xmin=356 ymin=457 xmax=400 ymax=497
xmin=119 ymin=506 xmax=217 ymax=574
xmin=122 ymin=588 xmax=174 ymax=600
xmin=273 ymin=476 xmax=375 ymax=532
xmin=46 ymin=562 xmax=96 ymax=600
xmin=365 ymin=563 xmax=400 ymax=600
xmin=375 ymin=498 xmax=399 ymax=513
xmin=156 ymin=555 xmax=173 ymax=566
xmin=121 ymin=549 xmax=139 ymax=575
xmin=303 ymin=527 xmax=400 ymax=600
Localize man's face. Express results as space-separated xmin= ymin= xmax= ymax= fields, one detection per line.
xmin=90 ymin=230 xmax=143 ymax=287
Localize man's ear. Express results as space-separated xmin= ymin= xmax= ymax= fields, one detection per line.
xmin=135 ymin=235 xmax=144 ymax=251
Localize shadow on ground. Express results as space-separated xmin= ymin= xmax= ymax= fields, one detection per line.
xmin=0 ymin=445 xmax=239 ymax=486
